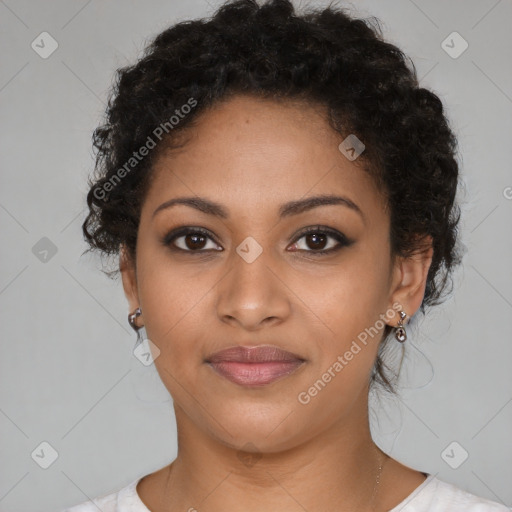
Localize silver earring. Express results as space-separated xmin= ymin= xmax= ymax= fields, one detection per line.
xmin=128 ymin=306 xmax=147 ymax=350
xmin=395 ymin=311 xmax=407 ymax=342
xmin=128 ymin=307 xmax=142 ymax=332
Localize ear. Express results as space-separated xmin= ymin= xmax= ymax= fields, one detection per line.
xmin=120 ymin=244 xmax=142 ymax=322
xmin=388 ymin=236 xmax=434 ymax=326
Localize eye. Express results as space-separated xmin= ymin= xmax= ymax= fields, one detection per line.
xmin=288 ymin=226 xmax=353 ymax=255
xmin=162 ymin=225 xmax=353 ymax=256
xmin=162 ymin=227 xmax=222 ymax=253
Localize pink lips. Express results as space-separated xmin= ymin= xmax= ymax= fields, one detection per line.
xmin=206 ymin=345 xmax=305 ymax=387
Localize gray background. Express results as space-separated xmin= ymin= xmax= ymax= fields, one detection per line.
xmin=1 ymin=0 xmax=511 ymax=510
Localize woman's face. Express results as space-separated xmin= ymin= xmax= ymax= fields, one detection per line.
xmin=122 ymin=94 xmax=430 ymax=453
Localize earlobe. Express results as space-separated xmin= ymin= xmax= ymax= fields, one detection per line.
xmin=120 ymin=244 xmax=140 ymax=313
xmin=388 ymin=236 xmax=434 ymax=324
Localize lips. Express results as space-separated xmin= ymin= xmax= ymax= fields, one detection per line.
xmin=205 ymin=345 xmax=305 ymax=387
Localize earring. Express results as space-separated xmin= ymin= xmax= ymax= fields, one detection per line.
xmin=128 ymin=306 xmax=147 ymax=350
xmin=395 ymin=311 xmax=407 ymax=342
xmin=128 ymin=307 xmax=142 ymax=332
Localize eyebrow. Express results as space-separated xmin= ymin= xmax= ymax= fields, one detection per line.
xmin=152 ymin=194 xmax=365 ymax=222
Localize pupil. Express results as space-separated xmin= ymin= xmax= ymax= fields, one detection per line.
xmin=307 ymin=233 xmax=326 ymax=250
xmin=186 ymin=234 xmax=206 ymax=250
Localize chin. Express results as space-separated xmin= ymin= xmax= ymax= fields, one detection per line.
xmin=204 ymin=406 xmax=309 ymax=454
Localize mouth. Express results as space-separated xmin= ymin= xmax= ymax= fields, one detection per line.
xmin=205 ymin=345 xmax=306 ymax=387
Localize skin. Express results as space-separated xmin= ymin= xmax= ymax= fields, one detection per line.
xmin=120 ymin=94 xmax=433 ymax=512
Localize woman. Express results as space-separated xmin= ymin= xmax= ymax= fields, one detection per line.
xmin=64 ymin=0 xmax=508 ymax=510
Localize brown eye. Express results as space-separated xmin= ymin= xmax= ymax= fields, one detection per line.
xmin=183 ymin=233 xmax=208 ymax=250
xmin=163 ymin=227 xmax=222 ymax=253
xmin=304 ymin=232 xmax=328 ymax=250
xmin=289 ymin=226 xmax=353 ymax=255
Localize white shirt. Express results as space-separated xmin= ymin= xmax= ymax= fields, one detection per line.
xmin=61 ymin=473 xmax=511 ymax=511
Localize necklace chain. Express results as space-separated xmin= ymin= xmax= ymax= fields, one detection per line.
xmin=366 ymin=446 xmax=389 ymax=512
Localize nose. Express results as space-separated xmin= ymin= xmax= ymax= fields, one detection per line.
xmin=215 ymin=248 xmax=292 ymax=331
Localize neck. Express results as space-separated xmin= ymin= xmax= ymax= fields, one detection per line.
xmin=159 ymin=398 xmax=388 ymax=512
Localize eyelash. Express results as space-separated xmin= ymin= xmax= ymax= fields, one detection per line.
xmin=161 ymin=225 xmax=353 ymax=256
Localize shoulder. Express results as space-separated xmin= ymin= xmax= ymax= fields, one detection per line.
xmin=394 ymin=474 xmax=511 ymax=512
xmin=59 ymin=478 xmax=145 ymax=512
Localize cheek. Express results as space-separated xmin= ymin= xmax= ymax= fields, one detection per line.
xmin=136 ymin=245 xmax=214 ymax=360
xmin=301 ymin=248 xmax=391 ymax=344
xmin=136 ymin=261 xmax=212 ymax=411
xmin=298 ymin=249 xmax=391 ymax=399
xmin=293 ymin=277 xmax=388 ymax=424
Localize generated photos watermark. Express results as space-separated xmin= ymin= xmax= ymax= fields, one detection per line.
xmin=297 ymin=301 xmax=403 ymax=405
xmin=93 ymin=97 xmax=198 ymax=201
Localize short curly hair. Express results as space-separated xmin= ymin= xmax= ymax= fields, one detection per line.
xmin=82 ymin=0 xmax=464 ymax=392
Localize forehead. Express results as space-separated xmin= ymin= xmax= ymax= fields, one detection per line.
xmin=144 ymin=94 xmax=386 ymax=222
